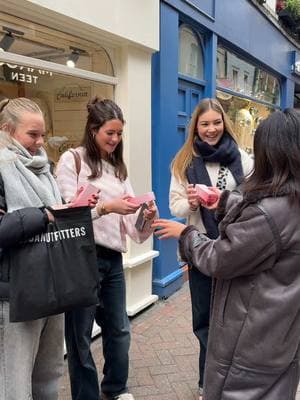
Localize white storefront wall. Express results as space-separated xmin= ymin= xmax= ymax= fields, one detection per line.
xmin=0 ymin=0 xmax=160 ymax=324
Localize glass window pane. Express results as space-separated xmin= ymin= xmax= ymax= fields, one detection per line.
xmin=216 ymin=90 xmax=274 ymax=155
xmin=217 ymin=46 xmax=280 ymax=106
xmin=179 ymin=26 xmax=204 ymax=80
xmin=0 ymin=60 xmax=113 ymax=163
xmin=0 ymin=13 xmax=114 ymax=76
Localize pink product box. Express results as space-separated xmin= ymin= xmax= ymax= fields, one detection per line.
xmin=195 ymin=184 xmax=218 ymax=205
xmin=128 ymin=191 xmax=155 ymax=206
xmin=70 ymin=183 xmax=100 ymax=207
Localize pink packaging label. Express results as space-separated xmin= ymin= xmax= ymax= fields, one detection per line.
xmin=128 ymin=191 xmax=155 ymax=206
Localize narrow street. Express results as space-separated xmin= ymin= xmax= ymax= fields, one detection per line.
xmin=59 ymin=282 xmax=300 ymax=399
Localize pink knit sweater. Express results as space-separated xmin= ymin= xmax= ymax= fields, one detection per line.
xmin=56 ymin=147 xmax=153 ymax=253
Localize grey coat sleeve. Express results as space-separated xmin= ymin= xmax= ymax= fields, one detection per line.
xmin=178 ymin=205 xmax=277 ymax=280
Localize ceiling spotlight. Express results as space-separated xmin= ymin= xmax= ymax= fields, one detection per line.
xmin=0 ymin=26 xmax=24 ymax=52
xmin=66 ymin=47 xmax=83 ymax=68
xmin=0 ymin=33 xmax=14 ymax=52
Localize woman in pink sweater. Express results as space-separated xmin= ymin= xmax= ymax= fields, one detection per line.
xmin=56 ymin=97 xmax=156 ymax=400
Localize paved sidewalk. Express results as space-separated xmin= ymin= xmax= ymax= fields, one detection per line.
xmin=59 ymin=281 xmax=300 ymax=400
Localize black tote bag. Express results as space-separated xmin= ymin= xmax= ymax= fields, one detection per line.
xmin=9 ymin=206 xmax=99 ymax=322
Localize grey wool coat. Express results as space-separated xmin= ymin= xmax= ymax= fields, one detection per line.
xmin=179 ymin=192 xmax=300 ymax=400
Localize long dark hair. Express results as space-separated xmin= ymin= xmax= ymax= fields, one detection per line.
xmin=81 ymin=96 xmax=127 ymax=180
xmin=243 ymin=108 xmax=300 ymax=205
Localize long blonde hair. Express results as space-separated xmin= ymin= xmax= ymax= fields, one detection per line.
xmin=171 ymin=98 xmax=238 ymax=181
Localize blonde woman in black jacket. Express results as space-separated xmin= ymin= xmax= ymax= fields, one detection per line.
xmin=152 ymin=109 xmax=300 ymax=400
xmin=0 ymin=98 xmax=63 ymax=400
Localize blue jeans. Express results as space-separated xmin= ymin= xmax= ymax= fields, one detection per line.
xmin=188 ymin=266 xmax=212 ymax=388
xmin=65 ymin=245 xmax=131 ymax=400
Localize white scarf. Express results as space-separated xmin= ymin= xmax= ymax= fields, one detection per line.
xmin=0 ymin=133 xmax=61 ymax=212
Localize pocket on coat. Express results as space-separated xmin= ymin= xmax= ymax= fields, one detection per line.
xmin=215 ymin=279 xmax=232 ymax=326
xmin=222 ymin=362 xmax=299 ymax=400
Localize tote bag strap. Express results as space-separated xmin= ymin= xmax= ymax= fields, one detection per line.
xmin=69 ymin=149 xmax=81 ymax=184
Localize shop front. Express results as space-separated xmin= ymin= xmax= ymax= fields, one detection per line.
xmin=152 ymin=0 xmax=300 ymax=298
xmin=0 ymin=0 xmax=160 ymax=317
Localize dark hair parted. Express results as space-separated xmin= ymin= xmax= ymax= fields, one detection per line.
xmin=82 ymin=96 xmax=127 ymax=180
xmin=243 ymin=108 xmax=300 ymax=205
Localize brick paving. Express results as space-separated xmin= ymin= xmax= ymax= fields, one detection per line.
xmin=59 ymin=281 xmax=300 ymax=400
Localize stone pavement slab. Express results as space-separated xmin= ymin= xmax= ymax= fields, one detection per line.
xmin=59 ymin=281 xmax=300 ymax=400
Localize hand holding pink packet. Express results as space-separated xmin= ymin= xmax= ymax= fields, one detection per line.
xmin=128 ymin=191 xmax=155 ymax=206
xmin=195 ymin=184 xmax=219 ymax=205
xmin=70 ymin=183 xmax=100 ymax=207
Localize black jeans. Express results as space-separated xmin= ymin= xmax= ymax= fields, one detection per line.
xmin=65 ymin=245 xmax=131 ymax=400
xmin=188 ymin=266 xmax=212 ymax=388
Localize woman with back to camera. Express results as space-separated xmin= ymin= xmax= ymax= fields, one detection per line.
xmin=153 ymin=108 xmax=300 ymax=400
xmin=0 ymin=98 xmax=64 ymax=400
xmin=169 ymin=98 xmax=253 ymax=398
xmin=56 ymin=96 xmax=157 ymax=400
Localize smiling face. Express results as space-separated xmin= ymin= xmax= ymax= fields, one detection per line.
xmin=197 ymin=108 xmax=224 ymax=146
xmin=95 ymin=118 xmax=123 ymax=159
xmin=11 ymin=111 xmax=46 ymax=155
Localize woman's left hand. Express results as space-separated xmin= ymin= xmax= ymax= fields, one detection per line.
xmin=88 ymin=193 xmax=100 ymax=208
xmin=151 ymin=218 xmax=187 ymax=239
xmin=143 ymin=200 xmax=157 ymax=220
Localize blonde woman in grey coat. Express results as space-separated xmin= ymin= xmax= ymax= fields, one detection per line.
xmin=152 ymin=109 xmax=300 ymax=400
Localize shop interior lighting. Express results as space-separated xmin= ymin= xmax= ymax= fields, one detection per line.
xmin=0 ymin=26 xmax=24 ymax=52
xmin=66 ymin=47 xmax=83 ymax=68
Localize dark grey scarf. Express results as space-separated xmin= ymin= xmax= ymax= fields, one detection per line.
xmin=186 ymin=134 xmax=244 ymax=239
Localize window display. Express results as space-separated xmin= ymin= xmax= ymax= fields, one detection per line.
xmin=216 ymin=90 xmax=274 ymax=154
xmin=217 ymin=46 xmax=280 ymax=154
xmin=0 ymin=13 xmax=115 ymax=163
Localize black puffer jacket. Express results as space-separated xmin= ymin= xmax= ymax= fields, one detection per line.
xmin=179 ymin=193 xmax=300 ymax=400
xmin=0 ymin=175 xmax=49 ymax=300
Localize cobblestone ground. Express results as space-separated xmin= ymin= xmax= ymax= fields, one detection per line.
xmin=59 ymin=281 xmax=300 ymax=400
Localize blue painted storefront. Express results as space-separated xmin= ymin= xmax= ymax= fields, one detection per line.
xmin=152 ymin=0 xmax=300 ymax=298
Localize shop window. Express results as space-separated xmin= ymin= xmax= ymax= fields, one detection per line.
xmin=217 ymin=46 xmax=280 ymax=106
xmin=0 ymin=60 xmax=113 ymax=163
xmin=216 ymin=90 xmax=274 ymax=155
xmin=0 ymin=13 xmax=115 ymax=164
xmin=178 ymin=25 xmax=204 ymax=80
xmin=216 ymin=46 xmax=280 ymax=155
xmin=0 ymin=13 xmax=114 ymax=76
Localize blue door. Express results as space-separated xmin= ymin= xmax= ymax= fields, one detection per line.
xmin=177 ymin=79 xmax=203 ymax=145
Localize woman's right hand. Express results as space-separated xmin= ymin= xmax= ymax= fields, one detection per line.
xmin=98 ymin=196 xmax=140 ymax=215
xmin=187 ymin=184 xmax=200 ymax=211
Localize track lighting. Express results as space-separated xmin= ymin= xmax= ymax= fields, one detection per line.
xmin=0 ymin=26 xmax=24 ymax=52
xmin=0 ymin=33 xmax=14 ymax=52
xmin=66 ymin=47 xmax=83 ymax=68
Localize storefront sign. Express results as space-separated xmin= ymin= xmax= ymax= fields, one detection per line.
xmin=291 ymin=50 xmax=300 ymax=76
xmin=55 ymin=86 xmax=91 ymax=102
xmin=0 ymin=62 xmax=53 ymax=84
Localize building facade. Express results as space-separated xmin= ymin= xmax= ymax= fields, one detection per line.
xmin=152 ymin=0 xmax=300 ymax=298
xmin=0 ymin=0 xmax=160 ymax=317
